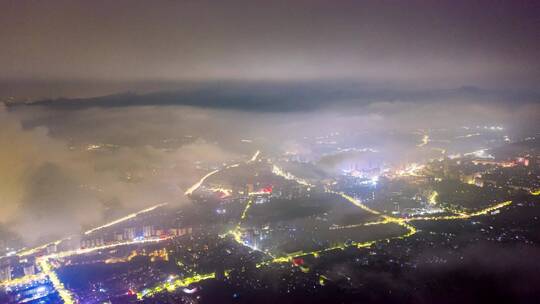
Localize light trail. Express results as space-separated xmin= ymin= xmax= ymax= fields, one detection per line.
xmin=184 ymin=151 xmax=255 ymax=197
xmin=181 ymin=148 xmax=513 ymax=288
xmin=54 ymin=237 xmax=171 ymax=259
xmin=456 ymin=133 xmax=481 ymax=139
xmin=225 ymin=197 xmax=274 ymax=255
xmin=256 ymin=219 xmax=418 ymax=269
xmin=242 ymin=152 xmax=512 ymax=274
xmin=137 ymin=272 xmax=216 ymax=299
xmin=84 ymin=203 xmax=168 ymax=235
xmin=18 ymin=202 xmax=170 ymax=258
xmin=319 ymin=274 xmax=329 ymax=286
xmin=26 ymin=237 xmax=172 ymax=303
xmin=428 ymin=191 xmax=438 ymax=205
xmin=272 ymin=164 xmax=314 ymax=187
xmin=192 ymin=152 xmax=271 ymax=256
xmin=464 ymin=149 xmax=494 ymax=159
xmin=334 ymin=192 xmax=511 ymax=226
xmin=17 ymin=238 xmax=68 ymax=257
xmin=417 ymin=134 xmax=429 ymax=147
xmin=247 ymin=190 xmax=268 ymax=196
xmin=239 ymin=198 xmax=254 ymax=222
xmin=254 ymin=190 xmax=418 ymax=269
xmin=531 ymin=189 xmax=540 ymax=196
xmin=37 ymin=258 xmax=75 ymax=304
xmin=0 ymin=273 xmax=47 ymax=287
xmin=260 ymin=161 xmax=417 ymax=267
xmin=404 ymin=201 xmax=512 ymax=222
xmin=330 ymin=200 xmax=512 ymax=230
xmin=393 ymin=163 xmax=425 ymax=177
xmin=6 ymin=197 xmax=171 ymax=301
xmin=336 ymin=192 xmax=381 ymax=215
xmin=329 ymin=220 xmax=383 ymax=230
xmin=249 ymin=150 xmax=261 ymax=163
xmin=468 ymin=200 xmax=512 ymax=216
xmin=208 ymin=186 xmax=233 ymax=198
xmin=424 ymin=191 xmax=468 ymax=217
xmin=256 ymin=239 xmax=380 ymax=268
xmin=335 ymin=191 xmax=417 ymax=236
xmin=184 ymin=170 xmax=220 ymax=195
xmin=43 ymin=238 xmax=170 ymax=303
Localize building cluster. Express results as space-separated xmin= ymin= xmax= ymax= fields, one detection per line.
xmin=80 ymin=226 xmax=194 ymax=249
xmin=422 ymin=153 xmax=539 ymax=194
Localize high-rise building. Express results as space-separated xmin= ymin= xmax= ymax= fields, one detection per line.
xmin=46 ymin=244 xmax=57 ymax=254
xmin=64 ymin=238 xmax=81 ymax=251
xmin=124 ymin=227 xmax=136 ymax=240
xmin=0 ymin=266 xmax=12 ymax=281
xmin=143 ymin=226 xmax=155 ymax=238
xmin=244 ymin=229 xmax=261 ymax=249
xmin=23 ymin=264 xmax=35 ymax=276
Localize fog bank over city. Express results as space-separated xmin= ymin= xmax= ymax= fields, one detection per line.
xmin=1 ymin=2 xmax=539 ymax=302
xmin=1 ymin=90 xmax=538 ymax=245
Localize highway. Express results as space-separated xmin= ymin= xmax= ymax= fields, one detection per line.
xmin=1 ymin=148 xmax=517 ymax=302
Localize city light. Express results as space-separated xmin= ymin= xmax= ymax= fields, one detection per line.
xmin=417 ymin=134 xmax=430 ymax=147
xmin=84 ymin=203 xmax=168 ymax=235
xmin=0 ymin=273 xmax=47 ymax=287
xmin=184 ymin=169 xmax=220 ymax=195
xmin=37 ymin=258 xmax=75 ymax=304
xmin=136 ymin=272 xmax=216 ymax=299
xmin=249 ymin=150 xmax=261 ymax=163
xmin=1 ymin=142 xmax=533 ymax=303
xmin=2 ymin=4 xmax=538 ymax=303
xmin=272 ymin=165 xmax=314 ymax=187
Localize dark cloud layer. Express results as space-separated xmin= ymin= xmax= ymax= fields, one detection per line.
xmin=21 ymin=82 xmax=540 ymax=112
xmin=1 ymin=0 xmax=539 ymax=101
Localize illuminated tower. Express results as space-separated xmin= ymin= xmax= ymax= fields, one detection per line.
xmin=143 ymin=225 xmax=155 ymax=238
xmin=0 ymin=266 xmax=11 ymax=281
xmin=23 ymin=264 xmax=35 ymax=276
xmin=124 ymin=227 xmax=136 ymax=240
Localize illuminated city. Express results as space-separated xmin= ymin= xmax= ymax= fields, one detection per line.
xmin=1 ymin=1 xmax=540 ymax=304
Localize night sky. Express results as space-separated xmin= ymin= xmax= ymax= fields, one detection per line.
xmin=1 ymin=0 xmax=539 ymax=100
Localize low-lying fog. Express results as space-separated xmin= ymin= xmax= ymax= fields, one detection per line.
xmin=1 ymin=87 xmax=538 ymax=245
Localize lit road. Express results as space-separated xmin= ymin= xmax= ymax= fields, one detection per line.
xmin=84 ymin=202 xmax=168 ymax=235
xmin=36 ymin=258 xmax=75 ymax=304
xmin=184 ymin=149 xmax=260 ymax=196
xmin=1 ymin=149 xmax=518 ymax=302
xmin=417 ymin=134 xmax=430 ymax=147
xmin=271 ymin=164 xmax=314 ymax=187
xmin=249 ymin=150 xmax=261 ymax=162
xmin=184 ymin=169 xmax=220 ymax=195
xmin=110 ymin=150 xmax=518 ymax=300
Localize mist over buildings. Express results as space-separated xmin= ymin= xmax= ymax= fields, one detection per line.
xmin=1 ymin=92 xmax=539 ymax=245
xmin=0 ymin=0 xmax=538 ymax=246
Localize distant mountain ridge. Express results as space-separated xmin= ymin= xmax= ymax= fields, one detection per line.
xmin=7 ymin=82 xmax=540 ymax=112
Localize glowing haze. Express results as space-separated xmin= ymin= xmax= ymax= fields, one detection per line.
xmin=1 ymin=0 xmax=539 ymax=100
xmin=0 ymin=0 xmax=539 ymax=245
